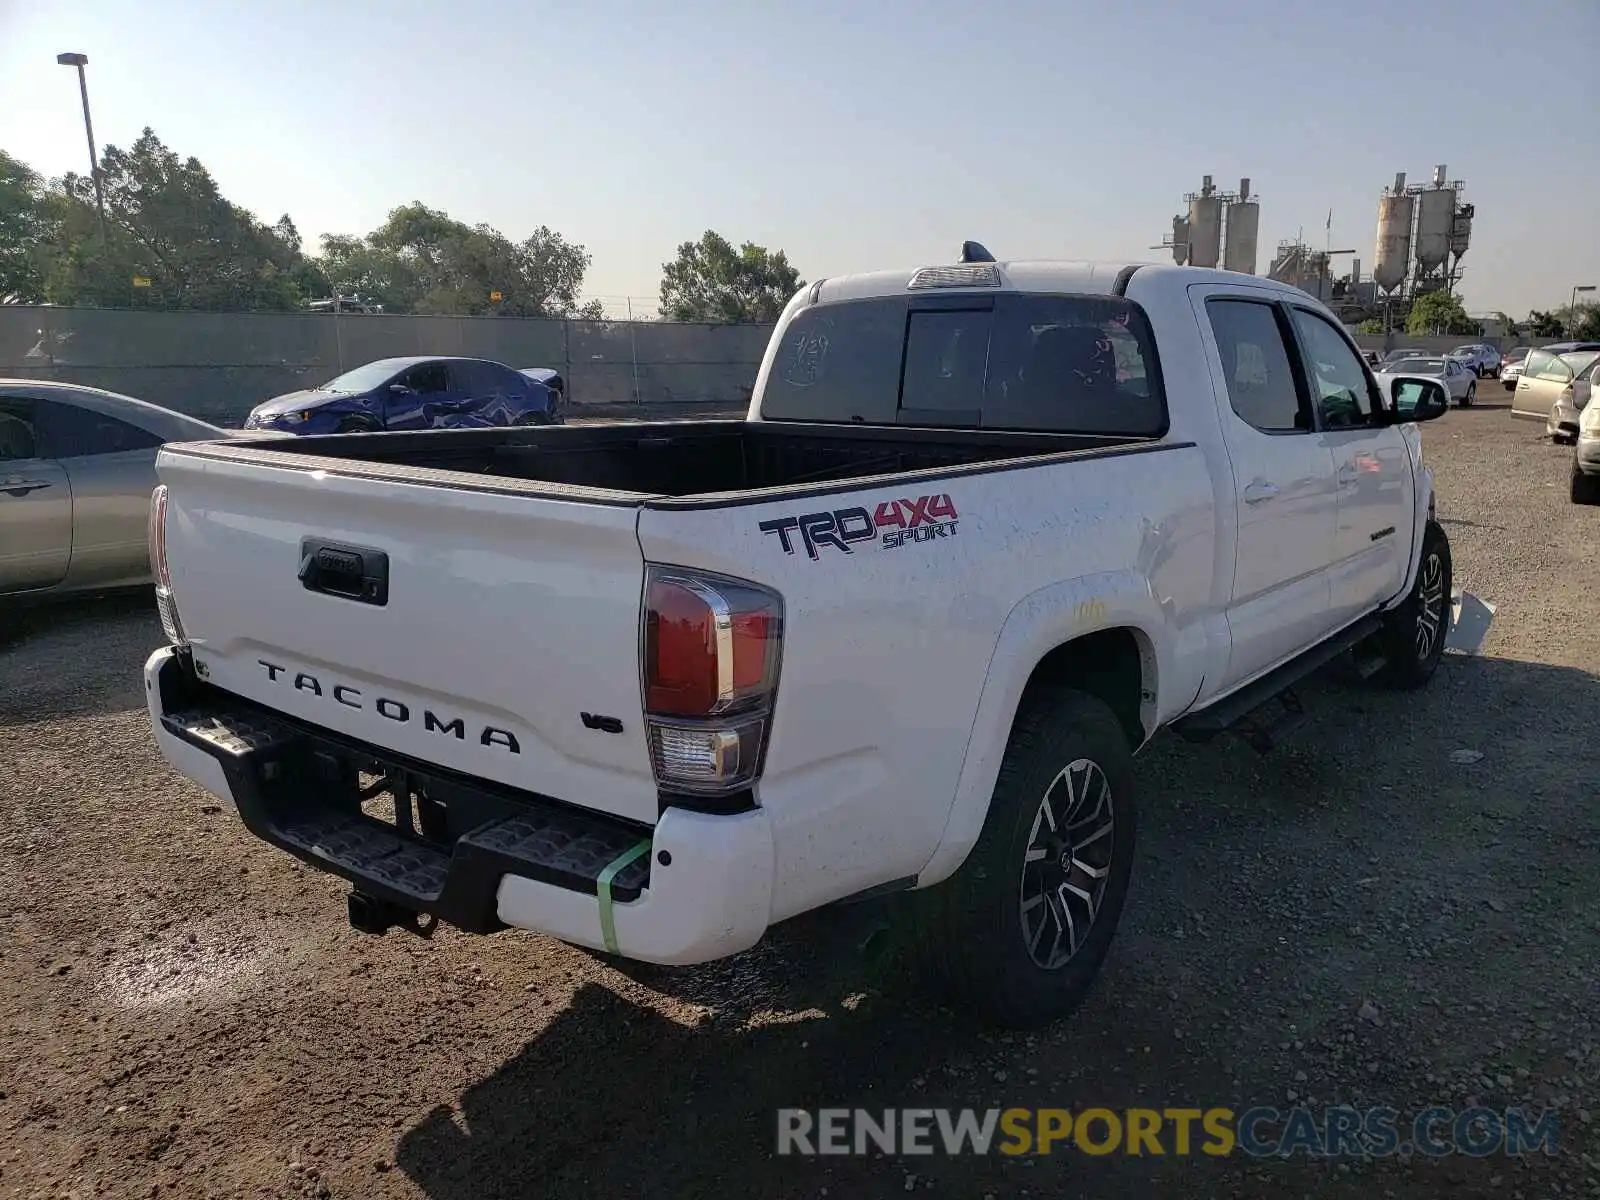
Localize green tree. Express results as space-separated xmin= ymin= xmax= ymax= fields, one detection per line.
xmin=1493 ymin=311 xmax=1520 ymax=339
xmin=658 ymin=231 xmax=802 ymax=324
xmin=318 ymin=203 xmax=600 ymax=317
xmin=1406 ymin=290 xmax=1480 ymax=337
xmin=48 ymin=129 xmax=306 ymax=310
xmin=1355 ymin=318 xmax=1384 ymax=335
xmin=1552 ymin=304 xmax=1600 ymax=340
xmin=0 ymin=151 xmax=65 ymax=303
xmin=1526 ymin=309 xmax=1565 ymax=338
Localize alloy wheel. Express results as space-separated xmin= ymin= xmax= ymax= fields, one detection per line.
xmin=1019 ymin=758 xmax=1116 ymax=970
xmin=1415 ymin=551 xmax=1447 ymax=661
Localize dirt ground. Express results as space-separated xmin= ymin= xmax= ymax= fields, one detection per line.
xmin=2 ymin=398 xmax=1597 ymax=1199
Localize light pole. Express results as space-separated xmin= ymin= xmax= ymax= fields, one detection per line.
xmin=1571 ymin=284 xmax=1596 ymax=336
xmin=56 ymin=51 xmax=110 ymax=251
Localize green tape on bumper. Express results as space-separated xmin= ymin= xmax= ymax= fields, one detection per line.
xmin=597 ymin=839 xmax=653 ymax=955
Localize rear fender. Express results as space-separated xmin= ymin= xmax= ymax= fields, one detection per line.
xmin=915 ymin=571 xmax=1168 ymax=889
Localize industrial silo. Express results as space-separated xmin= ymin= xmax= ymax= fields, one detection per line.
xmin=1449 ymin=199 xmax=1473 ymax=261
xmin=1170 ymin=215 xmax=1190 ymax=265
xmin=1372 ymin=172 xmax=1413 ymax=293
xmin=1223 ymin=177 xmax=1259 ymax=274
xmin=1187 ymin=176 xmax=1223 ymax=269
xmin=1415 ymin=165 xmax=1455 ymax=278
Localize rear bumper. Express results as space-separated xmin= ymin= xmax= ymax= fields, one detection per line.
xmin=1577 ymin=436 xmax=1600 ymax=473
xmin=144 ymin=646 xmax=773 ymax=965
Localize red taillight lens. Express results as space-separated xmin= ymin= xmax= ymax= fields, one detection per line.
xmin=645 ymin=578 xmax=719 ymax=717
xmin=642 ymin=567 xmax=783 ymax=795
xmin=644 ymin=572 xmax=781 ymax=718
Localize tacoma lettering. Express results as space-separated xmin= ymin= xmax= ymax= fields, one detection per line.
xmin=254 ymin=660 xmax=520 ymax=754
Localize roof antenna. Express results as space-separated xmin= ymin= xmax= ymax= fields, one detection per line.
xmin=960 ymin=240 xmax=995 ymax=264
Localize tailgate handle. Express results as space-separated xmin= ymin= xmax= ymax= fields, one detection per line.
xmin=299 ymin=538 xmax=389 ymax=606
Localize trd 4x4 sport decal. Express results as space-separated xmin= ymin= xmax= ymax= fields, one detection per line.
xmin=759 ymin=494 xmax=959 ymax=560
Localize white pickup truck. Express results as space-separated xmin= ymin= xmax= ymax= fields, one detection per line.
xmin=144 ymin=252 xmax=1456 ymax=1027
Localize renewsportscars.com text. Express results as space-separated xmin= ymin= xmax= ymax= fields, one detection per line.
xmin=776 ymin=1106 xmax=1560 ymax=1159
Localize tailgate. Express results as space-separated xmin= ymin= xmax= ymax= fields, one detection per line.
xmin=156 ymin=447 xmax=659 ymax=825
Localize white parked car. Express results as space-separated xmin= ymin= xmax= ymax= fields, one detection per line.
xmin=1573 ymin=393 xmax=1600 ymax=504
xmin=1500 ymin=348 xmax=1531 ymax=390
xmin=1448 ymin=344 xmax=1501 ymax=378
xmin=1376 ymin=356 xmax=1476 ymax=406
xmin=142 ymin=255 xmax=1455 ymax=1028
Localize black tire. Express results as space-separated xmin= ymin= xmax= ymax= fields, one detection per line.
xmin=1461 ymin=383 xmax=1475 ymax=407
xmin=909 ymin=688 xmax=1137 ymax=1028
xmin=335 ymin=416 xmax=380 ymax=433
xmin=513 ymin=411 xmax=552 ymax=427
xmin=1572 ymin=465 xmax=1600 ymax=505
xmin=1374 ymin=519 xmax=1452 ymax=690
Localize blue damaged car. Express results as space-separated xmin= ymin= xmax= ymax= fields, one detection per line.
xmin=243 ymin=356 xmax=563 ymax=434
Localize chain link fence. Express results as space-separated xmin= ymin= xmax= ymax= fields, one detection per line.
xmin=0 ymin=306 xmax=772 ymax=426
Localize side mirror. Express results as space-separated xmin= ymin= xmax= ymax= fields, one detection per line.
xmin=1389 ymin=376 xmax=1449 ymax=423
xmin=388 ymin=383 xmax=414 ymax=396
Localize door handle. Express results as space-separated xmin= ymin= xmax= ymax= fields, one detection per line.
xmin=1 ymin=479 xmax=52 ymax=497
xmin=1242 ymin=480 xmax=1279 ymax=505
xmin=1336 ymin=464 xmax=1359 ymax=486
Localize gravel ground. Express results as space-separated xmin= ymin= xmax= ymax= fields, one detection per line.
xmin=1 ymin=401 xmax=1596 ymax=1199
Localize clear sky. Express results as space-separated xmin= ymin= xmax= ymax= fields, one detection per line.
xmin=3 ymin=0 xmax=1596 ymax=316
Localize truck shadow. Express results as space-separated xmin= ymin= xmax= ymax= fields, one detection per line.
xmin=393 ymin=653 xmax=1596 ymax=1200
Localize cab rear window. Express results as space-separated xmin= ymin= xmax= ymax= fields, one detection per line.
xmin=759 ymin=293 xmax=1167 ymax=436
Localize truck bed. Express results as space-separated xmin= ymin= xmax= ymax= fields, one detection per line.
xmin=196 ymin=420 xmax=1156 ymax=505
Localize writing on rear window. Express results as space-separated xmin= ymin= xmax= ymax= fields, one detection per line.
xmin=759 ymin=293 xmax=1165 ymax=436
xmin=759 ymin=493 xmax=960 ymax=560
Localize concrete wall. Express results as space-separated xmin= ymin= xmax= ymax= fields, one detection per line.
xmin=0 ymin=306 xmax=775 ymax=427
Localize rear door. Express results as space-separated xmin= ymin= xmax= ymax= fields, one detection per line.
xmin=1190 ymin=287 xmax=1338 ymax=690
xmin=37 ymin=397 xmax=164 ymax=587
xmin=0 ymin=397 xmax=72 ymax=594
xmin=1283 ymin=305 xmax=1414 ymax=623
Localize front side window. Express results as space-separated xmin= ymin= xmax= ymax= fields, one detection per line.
xmin=399 ymin=362 xmax=450 ymax=394
xmin=1205 ymin=299 xmax=1305 ymax=433
xmin=1524 ymin=350 xmax=1564 ymax=382
xmin=1289 ymin=308 xmax=1373 ymax=430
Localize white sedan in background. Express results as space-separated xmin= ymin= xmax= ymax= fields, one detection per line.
xmin=1375 ymin=356 xmax=1477 ymax=407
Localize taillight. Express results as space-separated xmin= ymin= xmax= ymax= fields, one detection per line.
xmin=148 ymin=485 xmax=186 ymax=646
xmin=642 ymin=566 xmax=782 ymax=796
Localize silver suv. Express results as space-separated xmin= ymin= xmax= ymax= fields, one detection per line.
xmin=1449 ymin=344 xmax=1502 ymax=378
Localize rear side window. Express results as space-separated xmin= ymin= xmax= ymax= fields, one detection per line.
xmin=1205 ymin=300 xmax=1307 ymax=433
xmin=0 ymin=399 xmax=38 ymax=461
xmin=758 ymin=292 xmax=1166 ymax=435
xmin=982 ymin=295 xmax=1163 ymax=434
xmin=36 ymin=399 xmax=162 ymax=457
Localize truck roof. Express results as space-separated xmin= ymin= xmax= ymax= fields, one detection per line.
xmin=811 ymin=260 xmax=1313 ymax=306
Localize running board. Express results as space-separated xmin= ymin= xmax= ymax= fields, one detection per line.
xmin=1173 ymin=614 xmax=1384 ymax=748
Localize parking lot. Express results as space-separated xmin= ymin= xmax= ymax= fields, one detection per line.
xmin=2 ymin=400 xmax=1596 ymax=1199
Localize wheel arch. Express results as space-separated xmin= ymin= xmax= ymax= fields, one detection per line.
xmin=916 ymin=577 xmax=1168 ymax=890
